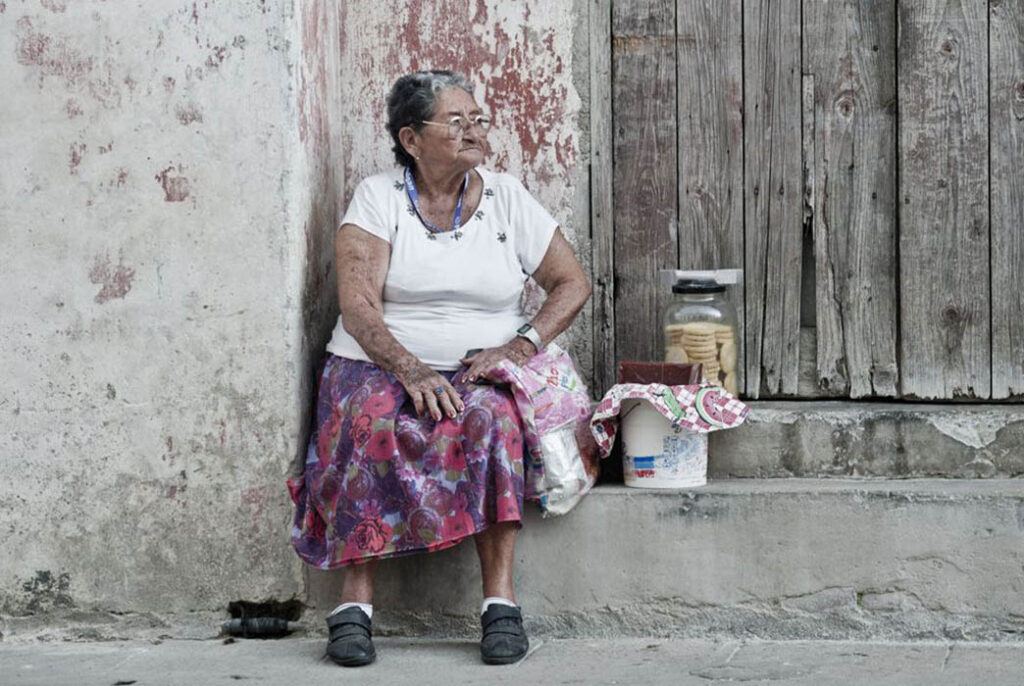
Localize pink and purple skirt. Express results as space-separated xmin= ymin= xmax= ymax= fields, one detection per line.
xmin=287 ymin=355 xmax=526 ymax=569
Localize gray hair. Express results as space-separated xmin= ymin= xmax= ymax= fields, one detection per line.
xmin=386 ymin=70 xmax=475 ymax=168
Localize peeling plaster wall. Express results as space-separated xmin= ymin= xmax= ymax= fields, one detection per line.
xmin=336 ymin=0 xmax=593 ymax=384
xmin=0 ymin=1 xmax=322 ymax=617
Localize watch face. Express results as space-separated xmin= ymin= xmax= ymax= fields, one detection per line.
xmin=517 ymin=324 xmax=532 ymax=335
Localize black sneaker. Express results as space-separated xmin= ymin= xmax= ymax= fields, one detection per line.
xmin=480 ymin=604 xmax=529 ymax=665
xmin=325 ymin=607 xmax=376 ymax=667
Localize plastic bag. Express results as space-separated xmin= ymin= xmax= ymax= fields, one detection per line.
xmin=489 ymin=343 xmax=600 ymax=517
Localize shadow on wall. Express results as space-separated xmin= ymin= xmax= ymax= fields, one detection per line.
xmin=293 ymin=0 xmax=344 ymax=481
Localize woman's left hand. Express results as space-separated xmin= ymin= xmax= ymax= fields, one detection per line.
xmin=459 ymin=338 xmax=536 ymax=383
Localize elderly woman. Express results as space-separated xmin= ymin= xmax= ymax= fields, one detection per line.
xmin=288 ymin=70 xmax=591 ymax=667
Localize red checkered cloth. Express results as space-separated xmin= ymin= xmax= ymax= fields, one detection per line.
xmin=590 ymin=383 xmax=750 ymax=458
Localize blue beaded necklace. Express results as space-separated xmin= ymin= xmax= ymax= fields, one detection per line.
xmin=404 ymin=167 xmax=469 ymax=235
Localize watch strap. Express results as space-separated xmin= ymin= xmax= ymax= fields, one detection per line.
xmin=516 ymin=324 xmax=543 ymax=351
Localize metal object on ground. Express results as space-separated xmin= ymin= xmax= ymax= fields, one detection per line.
xmin=221 ymin=617 xmax=292 ymax=638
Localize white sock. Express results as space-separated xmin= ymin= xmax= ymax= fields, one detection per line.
xmin=331 ymin=601 xmax=373 ymax=619
xmin=481 ymin=596 xmax=517 ymax=615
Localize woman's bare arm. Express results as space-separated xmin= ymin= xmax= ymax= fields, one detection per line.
xmin=527 ymin=228 xmax=592 ymax=346
xmin=335 ymin=224 xmax=463 ymax=419
xmin=335 ymin=224 xmax=411 ymax=374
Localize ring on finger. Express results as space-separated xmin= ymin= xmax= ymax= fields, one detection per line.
xmin=433 ymin=386 xmax=445 ymax=396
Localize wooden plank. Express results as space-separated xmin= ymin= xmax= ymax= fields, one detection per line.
xmin=612 ymin=0 xmax=678 ymax=364
xmin=803 ymin=0 xmax=899 ymax=398
xmin=676 ymin=0 xmax=745 ymax=393
xmin=591 ymin=0 xmax=616 ymax=397
xmin=743 ymin=0 xmax=803 ymax=397
xmin=897 ymin=0 xmax=989 ymax=398
xmin=798 ymin=74 xmax=841 ymax=398
xmin=990 ymin=0 xmax=1024 ymax=398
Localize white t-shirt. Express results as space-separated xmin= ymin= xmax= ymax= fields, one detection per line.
xmin=325 ymin=167 xmax=559 ymax=370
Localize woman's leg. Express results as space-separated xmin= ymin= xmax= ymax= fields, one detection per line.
xmin=474 ymin=522 xmax=528 ymax=664
xmin=339 ymin=558 xmax=380 ymax=604
xmin=327 ymin=558 xmax=380 ymax=668
xmin=474 ymin=522 xmax=518 ymax=601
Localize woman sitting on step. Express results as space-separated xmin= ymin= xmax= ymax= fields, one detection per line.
xmin=287 ymin=70 xmax=591 ymax=667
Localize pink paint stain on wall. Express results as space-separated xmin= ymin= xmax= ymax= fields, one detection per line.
xmin=68 ymin=142 xmax=85 ymax=174
xmin=298 ymin=0 xmax=329 ymax=151
xmin=402 ymin=1 xmax=575 ymax=172
xmin=15 ymin=16 xmax=131 ymax=113
xmin=241 ymin=486 xmax=267 ymax=516
xmin=87 ymin=75 xmax=121 ymax=109
xmin=16 ymin=18 xmax=94 ymax=89
xmin=241 ymin=485 xmax=275 ymax=538
xmin=162 ymin=436 xmax=176 ymax=465
xmin=204 ymin=45 xmax=228 ymax=69
xmin=89 ymin=253 xmax=136 ymax=304
xmin=395 ymin=2 xmax=496 ymax=85
xmin=155 ymin=165 xmax=191 ymax=202
xmin=341 ymin=1 xmax=577 ymax=192
xmin=175 ymin=103 xmax=203 ymax=125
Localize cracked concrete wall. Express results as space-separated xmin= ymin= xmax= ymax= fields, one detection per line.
xmin=709 ymin=402 xmax=1024 ymax=478
xmin=0 ymin=0 xmax=339 ymax=618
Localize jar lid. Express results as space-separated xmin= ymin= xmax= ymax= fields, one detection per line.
xmin=672 ymin=279 xmax=726 ymax=294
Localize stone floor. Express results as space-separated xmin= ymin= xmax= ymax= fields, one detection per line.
xmin=3 ymin=636 xmax=1023 ymax=685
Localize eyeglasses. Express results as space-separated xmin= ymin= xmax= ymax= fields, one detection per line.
xmin=417 ymin=114 xmax=492 ymax=140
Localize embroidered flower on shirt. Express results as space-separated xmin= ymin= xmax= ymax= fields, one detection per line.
xmin=452 ymin=231 xmax=463 ymax=241
xmin=474 ymin=210 xmax=484 ymax=221
xmin=393 ymin=180 xmax=405 ymax=191
xmin=407 ymin=205 xmax=417 ymax=216
xmin=426 ymin=231 xmax=437 ymax=240
xmin=483 ymin=188 xmax=494 ymax=197
xmin=497 ymin=232 xmax=507 ymax=243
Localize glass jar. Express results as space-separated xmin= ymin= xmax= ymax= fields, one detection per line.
xmin=663 ymin=279 xmax=740 ymax=394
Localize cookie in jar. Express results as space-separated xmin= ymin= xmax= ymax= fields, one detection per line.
xmin=663 ymin=279 xmax=740 ymax=395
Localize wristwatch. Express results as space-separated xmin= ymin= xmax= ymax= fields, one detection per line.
xmin=515 ymin=323 xmax=543 ymax=352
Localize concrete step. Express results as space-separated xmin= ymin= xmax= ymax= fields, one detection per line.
xmin=708 ymin=402 xmax=1024 ymax=478
xmin=306 ymin=479 xmax=1024 ymax=642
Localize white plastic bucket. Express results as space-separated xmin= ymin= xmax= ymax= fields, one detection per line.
xmin=621 ymin=399 xmax=708 ymax=488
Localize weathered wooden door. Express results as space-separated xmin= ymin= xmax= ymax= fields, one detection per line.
xmin=596 ymin=0 xmax=1024 ymax=400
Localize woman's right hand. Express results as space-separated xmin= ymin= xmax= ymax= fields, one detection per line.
xmin=394 ymin=359 xmax=465 ymax=421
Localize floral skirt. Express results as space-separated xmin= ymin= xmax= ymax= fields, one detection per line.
xmin=287 ymin=355 xmax=526 ymax=569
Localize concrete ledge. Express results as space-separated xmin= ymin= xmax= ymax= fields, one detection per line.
xmin=6 ymin=480 xmax=1023 ymax=643
xmin=708 ymin=402 xmax=1024 ymax=478
xmin=303 ymin=480 xmax=1024 ymax=641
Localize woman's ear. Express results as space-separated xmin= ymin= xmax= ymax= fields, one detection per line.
xmin=398 ymin=127 xmax=419 ymax=161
